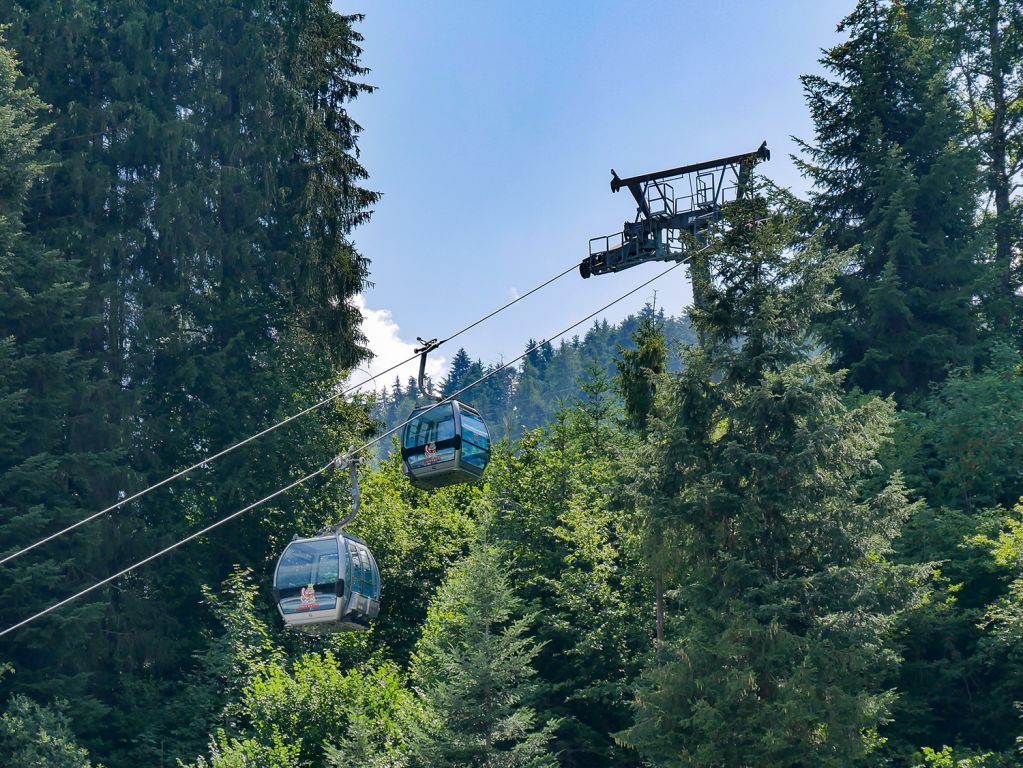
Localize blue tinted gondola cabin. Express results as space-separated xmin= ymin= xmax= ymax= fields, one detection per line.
xmin=273 ymin=533 xmax=380 ymax=634
xmin=400 ymin=401 xmax=491 ymax=490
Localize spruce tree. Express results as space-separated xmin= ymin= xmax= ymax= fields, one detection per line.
xmin=0 ymin=3 xmax=377 ymax=764
xmin=798 ymin=0 xmax=981 ymax=399
xmin=616 ymin=315 xmax=668 ymax=433
xmin=442 ymin=348 xmax=473 ymax=396
xmin=0 ymin=34 xmax=112 ymax=738
xmin=410 ymin=525 xmax=557 ymax=768
xmin=616 ymin=312 xmax=670 ymax=659
xmin=942 ymin=0 xmax=1023 ymax=337
xmin=618 ymin=192 xmax=921 ymax=767
xmin=485 ymin=371 xmax=646 ymax=767
xmin=0 ymin=694 xmax=95 ymax=768
xmin=513 ymin=340 xmax=549 ymax=434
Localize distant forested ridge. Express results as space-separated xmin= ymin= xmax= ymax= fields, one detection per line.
xmin=1 ymin=1 xmax=1023 ymax=767
xmin=374 ymin=306 xmax=695 ymax=443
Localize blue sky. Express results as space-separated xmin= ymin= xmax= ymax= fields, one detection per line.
xmin=343 ymin=1 xmax=855 ymax=387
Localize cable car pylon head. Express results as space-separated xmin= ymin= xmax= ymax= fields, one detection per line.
xmin=581 ymin=142 xmax=770 ymax=279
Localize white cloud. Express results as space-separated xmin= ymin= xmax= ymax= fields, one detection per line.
xmin=349 ymin=295 xmax=447 ymax=394
xmin=508 ymin=286 xmax=520 ymax=300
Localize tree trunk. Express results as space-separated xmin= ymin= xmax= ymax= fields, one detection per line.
xmin=988 ymin=0 xmax=1014 ymax=314
xmin=655 ymin=576 xmax=665 ymax=661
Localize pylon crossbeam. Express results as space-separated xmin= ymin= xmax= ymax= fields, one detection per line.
xmin=580 ymin=142 xmax=769 ymax=279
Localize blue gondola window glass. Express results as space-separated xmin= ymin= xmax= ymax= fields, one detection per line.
xmin=318 ymin=550 xmax=339 ymax=584
xmin=359 ymin=546 xmax=372 ymax=594
xmin=403 ymin=404 xmax=455 ymax=448
xmin=404 ymin=404 xmax=457 ymax=468
xmin=367 ymin=550 xmax=380 ymax=600
xmin=344 ymin=541 xmax=354 ymax=591
xmin=278 ymin=539 xmax=338 ymax=589
xmin=460 ymin=411 xmax=490 ymax=469
xmin=348 ymin=539 xmax=366 ymax=594
xmin=277 ymin=539 xmax=339 ymax=615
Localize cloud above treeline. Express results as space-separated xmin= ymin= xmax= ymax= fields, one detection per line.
xmin=350 ymin=295 xmax=448 ymax=393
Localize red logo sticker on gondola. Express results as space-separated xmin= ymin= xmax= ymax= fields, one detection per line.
xmin=299 ymin=584 xmax=319 ymax=610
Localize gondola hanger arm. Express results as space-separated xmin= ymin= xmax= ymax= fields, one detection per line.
xmin=415 ymin=336 xmax=443 ymax=401
xmin=328 ymin=447 xmax=361 ymax=532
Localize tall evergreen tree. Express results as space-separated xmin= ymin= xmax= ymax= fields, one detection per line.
xmin=442 ymin=348 xmax=473 ymax=397
xmin=942 ymin=0 xmax=1023 ymax=337
xmin=616 ymin=316 xmax=667 ymax=433
xmin=0 ymin=34 xmax=112 ymax=738
xmin=618 ymin=192 xmax=921 ymax=766
xmin=615 ymin=312 xmax=670 ymax=658
xmin=410 ymin=525 xmax=557 ymax=768
xmin=486 ymin=369 xmax=647 ymax=767
xmin=0 ymin=3 xmax=377 ymax=765
xmin=798 ymin=0 xmax=981 ymax=399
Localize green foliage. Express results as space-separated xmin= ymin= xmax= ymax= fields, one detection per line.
xmin=0 ymin=695 xmax=96 ymax=768
xmin=242 ymin=655 xmax=417 ymax=767
xmin=939 ymin=0 xmax=1023 ymax=339
xmin=885 ymin=496 xmax=1023 ymax=761
xmin=351 ymin=451 xmax=478 ymax=661
xmin=913 ymin=744 xmax=1008 ymax=768
xmin=0 ymin=3 xmax=378 ymax=764
xmin=616 ymin=315 xmax=668 ymax=432
xmin=887 ymin=348 xmax=1023 ymax=755
xmin=795 ymin=7 xmax=1023 ymax=747
xmin=485 ymin=368 xmax=646 ymax=766
xmin=969 ymin=503 xmax=1023 ymax=723
xmin=799 ymin=0 xmax=982 ymax=399
xmin=184 ymin=569 xmax=420 ymax=768
xmin=886 ymin=503 xmax=1021 ymax=757
xmin=186 ymin=567 xmax=287 ymax=735
xmin=618 ymin=192 xmax=922 ymax=766
xmin=0 ymin=29 xmax=112 ymax=740
xmin=189 ymin=730 xmax=301 ymax=768
xmin=899 ymin=345 xmax=1023 ymax=512
xmin=2 ymin=2 xmax=1023 ymax=766
xmin=410 ymin=524 xmax=557 ymax=768
xmin=324 ymin=711 xmax=411 ymax=768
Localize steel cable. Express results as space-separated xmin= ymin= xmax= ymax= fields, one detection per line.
xmin=0 ymin=258 xmax=687 ymax=638
xmin=0 ymin=261 xmax=580 ymax=567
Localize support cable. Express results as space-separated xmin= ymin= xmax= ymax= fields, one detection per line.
xmin=0 ymin=460 xmax=337 ymax=639
xmin=437 ymin=263 xmax=578 ymax=344
xmin=0 ymin=350 xmax=413 ymax=567
xmin=0 ymin=261 xmax=578 ymax=567
xmin=0 ymin=258 xmax=686 ymax=638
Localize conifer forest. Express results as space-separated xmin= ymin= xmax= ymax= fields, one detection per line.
xmin=2 ymin=1 xmax=1023 ymax=766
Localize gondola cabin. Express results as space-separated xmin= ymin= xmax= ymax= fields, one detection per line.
xmin=400 ymin=401 xmax=491 ymax=490
xmin=273 ymin=533 xmax=380 ymax=634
